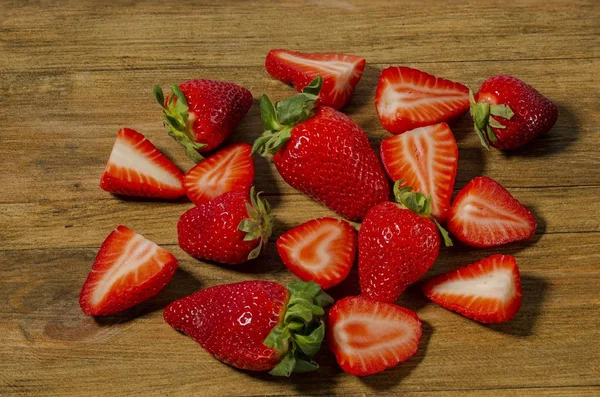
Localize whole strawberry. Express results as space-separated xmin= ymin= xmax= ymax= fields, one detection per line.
xmin=253 ymin=77 xmax=389 ymax=221
xmin=164 ymin=280 xmax=333 ymax=376
xmin=470 ymin=75 xmax=558 ymax=149
xmin=359 ymin=181 xmax=452 ymax=303
xmin=178 ymin=187 xmax=274 ymax=264
xmin=154 ymin=79 xmax=253 ymax=162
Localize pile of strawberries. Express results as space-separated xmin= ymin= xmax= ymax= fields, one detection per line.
xmin=79 ymin=49 xmax=558 ymax=377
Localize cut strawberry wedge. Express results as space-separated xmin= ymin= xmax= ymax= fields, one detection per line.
xmin=277 ymin=217 xmax=356 ymax=289
xmin=422 ymin=254 xmax=522 ymax=323
xmin=328 ymin=296 xmax=422 ymax=376
xmin=183 ymin=143 xmax=254 ymax=206
xmin=375 ymin=66 xmax=470 ymax=135
xmin=380 ymin=123 xmax=458 ymax=222
xmin=448 ymin=176 xmax=536 ymax=247
xmin=79 ymin=225 xmax=178 ymax=316
xmin=99 ymin=128 xmax=185 ymax=199
xmin=265 ymin=49 xmax=366 ymax=109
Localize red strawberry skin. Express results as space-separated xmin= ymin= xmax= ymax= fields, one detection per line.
xmin=178 ymin=80 xmax=253 ymax=152
xmin=99 ymin=128 xmax=185 ymax=199
xmin=448 ymin=176 xmax=536 ymax=248
xmin=80 ymin=225 xmax=178 ymax=316
xmin=359 ymin=202 xmax=440 ymax=303
xmin=273 ymin=107 xmax=389 ymax=221
xmin=422 ymin=254 xmax=522 ymax=323
xmin=476 ymin=75 xmax=558 ymax=149
xmin=164 ymin=281 xmax=288 ymax=371
xmin=265 ymin=49 xmax=366 ymax=109
xmin=177 ymin=191 xmax=261 ymax=265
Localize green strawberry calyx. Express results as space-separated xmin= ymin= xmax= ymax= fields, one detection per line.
xmin=393 ymin=180 xmax=453 ymax=247
xmin=264 ymin=280 xmax=334 ymax=377
xmin=237 ymin=186 xmax=275 ymax=260
xmin=153 ymin=84 xmax=206 ymax=163
xmin=251 ymin=76 xmax=323 ymax=157
xmin=469 ymin=89 xmax=514 ymax=150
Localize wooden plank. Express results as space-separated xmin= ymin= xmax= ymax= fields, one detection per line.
xmin=1 ymin=232 xmax=598 ymax=396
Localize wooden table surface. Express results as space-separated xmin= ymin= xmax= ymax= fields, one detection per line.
xmin=2 ymin=1 xmax=599 ymax=396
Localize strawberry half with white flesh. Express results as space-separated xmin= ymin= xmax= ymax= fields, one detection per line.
xmin=328 ymin=296 xmax=422 ymax=376
xmin=265 ymin=49 xmax=366 ymax=110
xmin=277 ymin=217 xmax=357 ymax=289
xmin=448 ymin=176 xmax=536 ymax=248
xmin=375 ymin=66 xmax=470 ymax=135
xmin=380 ymin=123 xmax=458 ymax=222
xmin=164 ymin=280 xmax=333 ymax=376
xmin=183 ymin=142 xmax=254 ymax=206
xmin=80 ymin=225 xmax=178 ymax=316
xmin=422 ymin=254 xmax=522 ymax=323
xmin=99 ymin=128 xmax=185 ymax=199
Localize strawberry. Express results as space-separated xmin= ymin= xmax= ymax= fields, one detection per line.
xmin=448 ymin=176 xmax=536 ymax=248
xmin=99 ymin=128 xmax=185 ymax=199
xmin=380 ymin=122 xmax=458 ymax=222
xmin=375 ymin=66 xmax=470 ymax=135
xmin=422 ymin=254 xmax=522 ymax=323
xmin=277 ymin=217 xmax=357 ymax=290
xmin=359 ymin=181 xmax=452 ymax=303
xmin=79 ymin=225 xmax=178 ymax=316
xmin=183 ymin=143 xmax=254 ymax=206
xmin=164 ymin=280 xmax=333 ymax=376
xmin=470 ymin=75 xmax=558 ymax=150
xmin=253 ymin=77 xmax=389 ymax=221
xmin=177 ymin=187 xmax=274 ymax=264
xmin=265 ymin=49 xmax=366 ymax=109
xmin=328 ymin=296 xmax=422 ymax=376
xmin=153 ymin=79 xmax=253 ymax=162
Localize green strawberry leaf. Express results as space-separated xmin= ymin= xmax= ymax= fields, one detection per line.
xmin=293 ymin=321 xmax=325 ymax=357
xmin=260 ymin=95 xmax=281 ymax=130
xmin=153 ymin=85 xmax=165 ymax=107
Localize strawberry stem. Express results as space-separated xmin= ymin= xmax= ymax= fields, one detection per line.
xmin=469 ymin=89 xmax=514 ymax=151
xmin=237 ymin=187 xmax=275 ymax=260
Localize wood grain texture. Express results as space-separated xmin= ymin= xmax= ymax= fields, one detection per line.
xmin=1 ymin=0 xmax=599 ymax=396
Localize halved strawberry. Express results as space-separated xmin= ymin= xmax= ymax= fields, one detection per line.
xmin=448 ymin=176 xmax=536 ymax=247
xmin=375 ymin=66 xmax=470 ymax=135
xmin=422 ymin=254 xmax=522 ymax=323
xmin=276 ymin=217 xmax=357 ymax=289
xmin=183 ymin=143 xmax=254 ymax=206
xmin=79 ymin=225 xmax=178 ymax=316
xmin=265 ymin=49 xmax=366 ymax=109
xmin=99 ymin=128 xmax=185 ymax=199
xmin=380 ymin=123 xmax=458 ymax=222
xmin=328 ymin=296 xmax=422 ymax=376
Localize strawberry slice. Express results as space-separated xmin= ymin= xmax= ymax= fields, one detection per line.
xmin=380 ymin=123 xmax=458 ymax=222
xmin=276 ymin=217 xmax=357 ymax=289
xmin=79 ymin=225 xmax=178 ymax=316
xmin=448 ymin=176 xmax=536 ymax=247
xmin=328 ymin=296 xmax=422 ymax=376
xmin=375 ymin=66 xmax=470 ymax=135
xmin=422 ymin=254 xmax=522 ymax=323
xmin=99 ymin=128 xmax=185 ymax=199
xmin=183 ymin=143 xmax=254 ymax=206
xmin=265 ymin=49 xmax=366 ymax=109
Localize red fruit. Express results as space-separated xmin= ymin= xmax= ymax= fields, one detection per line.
xmin=177 ymin=188 xmax=274 ymax=264
xmin=265 ymin=49 xmax=366 ymax=109
xmin=375 ymin=66 xmax=470 ymax=135
xmin=448 ymin=176 xmax=536 ymax=248
xmin=471 ymin=75 xmax=558 ymax=150
xmin=79 ymin=225 xmax=178 ymax=316
xmin=358 ymin=182 xmax=452 ymax=303
xmin=99 ymin=128 xmax=185 ymax=199
xmin=154 ymin=80 xmax=253 ymax=161
xmin=328 ymin=296 xmax=422 ymax=376
xmin=422 ymin=254 xmax=522 ymax=323
xmin=253 ymin=77 xmax=389 ymax=221
xmin=277 ymin=217 xmax=357 ymax=289
xmin=183 ymin=143 xmax=254 ymax=206
xmin=380 ymin=123 xmax=458 ymax=222
xmin=164 ymin=280 xmax=333 ymax=375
